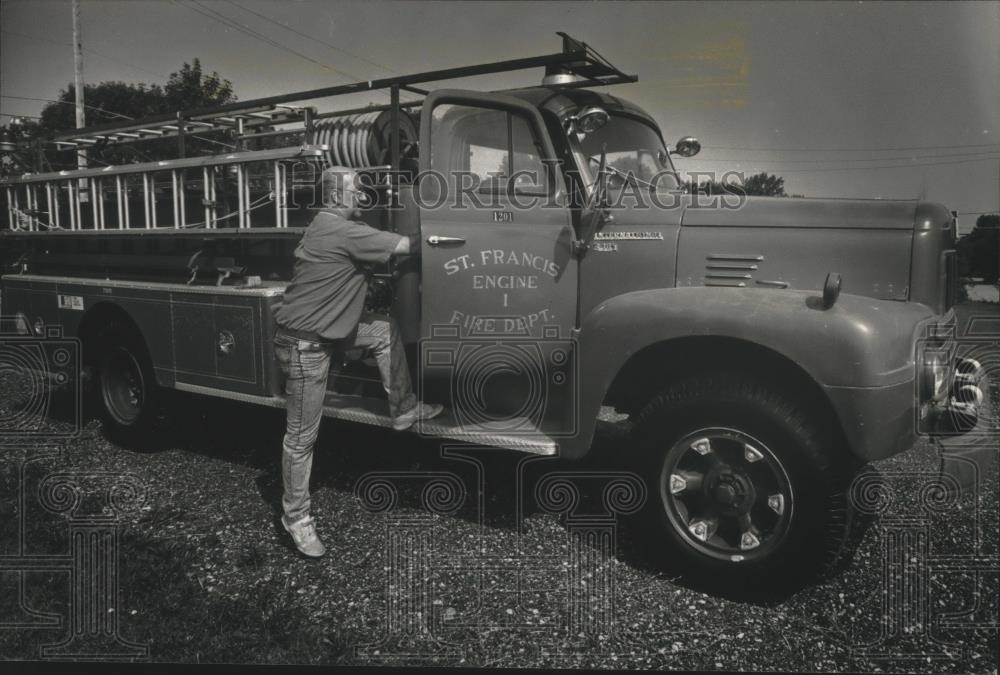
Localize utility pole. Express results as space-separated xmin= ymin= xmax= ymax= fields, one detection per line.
xmin=72 ymin=0 xmax=88 ymax=191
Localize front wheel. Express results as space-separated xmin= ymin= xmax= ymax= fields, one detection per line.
xmin=632 ymin=373 xmax=857 ymax=593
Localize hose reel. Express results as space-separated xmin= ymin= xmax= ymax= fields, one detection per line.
xmin=314 ymin=109 xmax=419 ymax=169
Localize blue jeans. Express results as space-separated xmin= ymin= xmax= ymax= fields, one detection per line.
xmin=275 ymin=313 xmax=417 ymax=522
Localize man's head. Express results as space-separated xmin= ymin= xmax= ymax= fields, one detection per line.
xmin=320 ymin=166 xmax=368 ymax=218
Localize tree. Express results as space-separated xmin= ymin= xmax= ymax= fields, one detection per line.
xmin=681 ymin=177 xmax=737 ymax=195
xmin=741 ymin=172 xmax=786 ymax=197
xmin=0 ymin=117 xmax=45 ymax=176
xmin=38 ymin=81 xmax=166 ymax=132
xmin=162 ymin=60 xmax=234 ymax=111
xmin=681 ymin=171 xmax=788 ymax=197
xmin=34 ymin=59 xmax=237 ymax=168
xmin=956 ymin=214 xmax=1000 ymax=284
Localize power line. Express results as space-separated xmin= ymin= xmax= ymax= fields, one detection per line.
xmin=0 ymin=30 xmax=169 ymax=80
xmin=9 ymin=2 xmax=365 ymax=152
xmin=179 ymin=0 xmax=415 ymax=104
xmin=177 ymin=0 xmax=360 ymax=81
xmin=702 ymin=141 xmax=1000 ymax=153
xmin=1 ymin=94 xmax=133 ymax=120
xmin=221 ymin=0 xmax=397 ymax=75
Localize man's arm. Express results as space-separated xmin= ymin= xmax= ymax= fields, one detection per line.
xmin=392 ymin=234 xmax=420 ymax=256
xmin=341 ymin=221 xmax=418 ymax=264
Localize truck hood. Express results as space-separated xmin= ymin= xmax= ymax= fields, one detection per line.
xmin=676 ymin=197 xmax=932 ymax=302
xmin=682 ymin=196 xmax=919 ymax=230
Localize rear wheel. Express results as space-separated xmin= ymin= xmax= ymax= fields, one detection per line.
xmin=633 ymin=372 xmax=857 ymax=593
xmin=95 ymin=323 xmax=162 ymax=449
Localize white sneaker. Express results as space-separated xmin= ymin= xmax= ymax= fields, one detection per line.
xmin=281 ymin=514 xmax=325 ymax=557
xmin=392 ymin=401 xmax=445 ymax=431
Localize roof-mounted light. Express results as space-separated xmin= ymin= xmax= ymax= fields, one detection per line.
xmin=564 ymin=106 xmax=609 ymax=136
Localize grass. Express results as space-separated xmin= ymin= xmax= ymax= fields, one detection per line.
xmin=0 ymin=498 xmax=352 ymax=664
xmin=0 ymin=302 xmax=997 ymax=669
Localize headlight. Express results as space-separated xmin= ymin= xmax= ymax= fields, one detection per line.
xmin=921 ymin=349 xmax=951 ymax=402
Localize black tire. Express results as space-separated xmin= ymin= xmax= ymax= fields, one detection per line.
xmin=94 ymin=322 xmax=162 ymax=449
xmin=632 ymin=372 xmax=858 ymax=594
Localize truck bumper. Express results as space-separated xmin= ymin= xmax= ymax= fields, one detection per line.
xmin=938 ymin=440 xmax=996 ymax=495
xmin=824 ymin=379 xmax=919 ymax=463
xmin=926 ymin=357 xmax=994 ymax=495
xmin=826 ymin=369 xmax=992 ymax=496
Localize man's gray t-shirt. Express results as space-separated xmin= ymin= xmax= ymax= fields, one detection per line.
xmin=274 ymin=211 xmax=403 ymax=340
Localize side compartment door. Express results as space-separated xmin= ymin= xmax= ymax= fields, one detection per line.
xmin=416 ymin=90 xmax=578 ymax=432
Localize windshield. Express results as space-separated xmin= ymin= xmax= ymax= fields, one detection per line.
xmin=577 ymin=114 xmax=679 ymax=191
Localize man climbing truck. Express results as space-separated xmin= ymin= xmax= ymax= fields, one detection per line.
xmin=0 ymin=34 xmax=989 ymax=590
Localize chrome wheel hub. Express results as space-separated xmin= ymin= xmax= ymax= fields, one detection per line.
xmin=660 ymin=428 xmax=793 ymax=562
xmin=706 ymin=466 xmax=757 ymax=516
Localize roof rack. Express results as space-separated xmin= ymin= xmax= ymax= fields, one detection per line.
xmin=0 ymin=34 xmax=637 ymax=238
xmin=52 ymin=105 xmax=310 ymax=149
xmin=50 ymin=32 xmax=636 ymax=151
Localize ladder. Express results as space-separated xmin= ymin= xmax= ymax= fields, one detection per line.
xmin=3 ymin=33 xmax=637 ymax=235
xmin=50 ymin=104 xmax=315 ymax=153
xmin=1 ymin=145 xmax=328 ymax=233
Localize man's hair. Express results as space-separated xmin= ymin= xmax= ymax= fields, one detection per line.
xmin=320 ymin=166 xmax=357 ymax=207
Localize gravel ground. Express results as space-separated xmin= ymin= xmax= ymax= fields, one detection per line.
xmin=1 ymin=303 xmax=997 ymax=670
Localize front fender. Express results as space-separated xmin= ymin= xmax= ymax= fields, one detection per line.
xmin=568 ymin=286 xmax=935 ymax=457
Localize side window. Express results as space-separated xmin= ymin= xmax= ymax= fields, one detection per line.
xmin=462 ymin=108 xmax=508 ymax=188
xmin=431 ymin=103 xmax=549 ymax=198
xmin=510 ymin=115 xmax=546 ymax=195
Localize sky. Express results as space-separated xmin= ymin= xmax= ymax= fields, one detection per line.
xmin=1 ymin=0 xmax=998 ymax=233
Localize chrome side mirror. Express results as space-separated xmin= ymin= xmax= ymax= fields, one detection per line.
xmin=671 ymin=136 xmax=701 ymax=158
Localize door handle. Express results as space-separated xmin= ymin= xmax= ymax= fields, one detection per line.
xmin=426 ymin=235 xmax=466 ymax=246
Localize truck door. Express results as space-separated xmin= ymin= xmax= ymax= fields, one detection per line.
xmin=416 ymin=90 xmax=578 ymax=433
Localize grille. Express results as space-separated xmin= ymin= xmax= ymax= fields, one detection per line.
xmin=704 ymin=253 xmax=763 ymax=288
xmin=943 ymin=249 xmax=958 ymax=311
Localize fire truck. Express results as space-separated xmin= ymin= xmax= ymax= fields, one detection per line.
xmin=0 ymin=34 xmax=988 ymax=589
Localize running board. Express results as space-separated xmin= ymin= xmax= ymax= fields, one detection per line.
xmin=172 ymin=382 xmax=558 ymax=455
xmin=320 ymin=393 xmax=558 ymax=455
